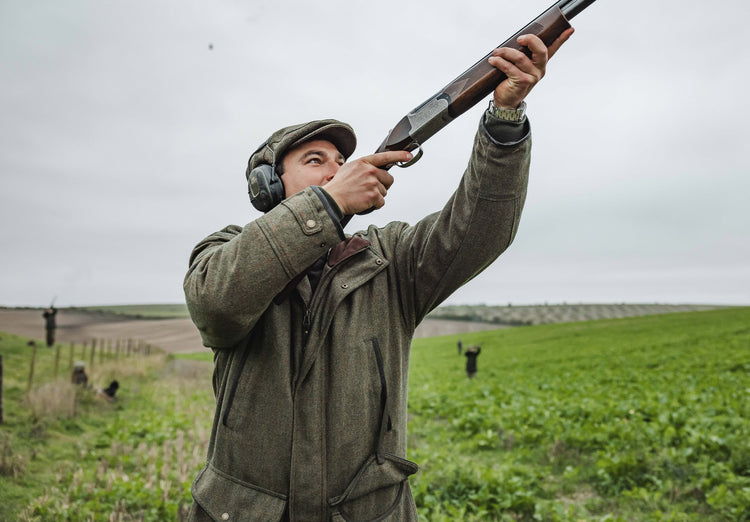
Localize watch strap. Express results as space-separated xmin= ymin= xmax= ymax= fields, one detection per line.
xmin=488 ymin=100 xmax=527 ymax=123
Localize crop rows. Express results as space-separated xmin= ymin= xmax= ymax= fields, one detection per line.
xmin=428 ymin=303 xmax=727 ymax=326
xmin=407 ymin=307 xmax=750 ymax=520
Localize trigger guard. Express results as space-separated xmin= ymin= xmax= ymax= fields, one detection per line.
xmin=396 ymin=145 xmax=423 ymax=168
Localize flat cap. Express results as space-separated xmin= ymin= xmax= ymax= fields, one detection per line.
xmin=247 ymin=119 xmax=357 ymax=177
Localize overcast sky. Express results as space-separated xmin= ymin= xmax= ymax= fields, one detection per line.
xmin=1 ymin=0 xmax=748 ymax=308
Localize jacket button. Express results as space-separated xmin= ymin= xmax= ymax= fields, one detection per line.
xmin=341 ymin=283 xmax=349 ymax=289
xmin=306 ymin=219 xmax=317 ymax=229
xmin=376 ymin=258 xmax=383 ymax=265
xmin=221 ymin=514 xmax=229 ymax=520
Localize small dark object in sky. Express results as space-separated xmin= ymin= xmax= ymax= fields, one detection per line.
xmin=208 ymin=43 xmax=213 ymax=50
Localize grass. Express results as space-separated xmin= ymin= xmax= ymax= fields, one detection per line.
xmin=0 ymin=333 xmax=212 ymax=521
xmin=1 ymin=307 xmax=748 ymax=520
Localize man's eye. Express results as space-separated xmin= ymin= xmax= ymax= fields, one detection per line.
xmin=307 ymin=157 xmax=322 ymax=165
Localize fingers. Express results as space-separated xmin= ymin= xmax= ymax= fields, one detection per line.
xmin=491 ymin=36 xmax=547 ymax=81
xmin=516 ymin=34 xmax=549 ymax=68
xmin=546 ymin=27 xmax=574 ymax=59
xmin=364 ymin=150 xmax=413 ymax=171
xmin=488 ymin=30 xmax=573 ymax=109
xmin=488 ymin=46 xmax=543 ymax=108
xmin=324 ymin=152 xmax=408 ymax=214
xmin=349 ymin=162 xmax=390 ymax=211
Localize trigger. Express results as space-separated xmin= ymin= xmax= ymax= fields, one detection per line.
xmin=396 ymin=145 xmax=423 ymax=168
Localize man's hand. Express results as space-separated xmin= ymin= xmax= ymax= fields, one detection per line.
xmin=323 ymin=150 xmax=412 ymax=215
xmin=488 ymin=28 xmax=574 ymax=109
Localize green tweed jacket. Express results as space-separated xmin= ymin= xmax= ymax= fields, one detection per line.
xmin=184 ymin=117 xmax=531 ymax=522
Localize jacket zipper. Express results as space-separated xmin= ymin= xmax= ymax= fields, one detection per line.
xmin=302 ymin=307 xmax=312 ymax=346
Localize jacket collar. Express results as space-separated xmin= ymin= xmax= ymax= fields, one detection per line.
xmin=328 ymin=236 xmax=370 ymax=267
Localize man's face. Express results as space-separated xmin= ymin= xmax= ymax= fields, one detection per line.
xmin=280 ymin=139 xmax=345 ymax=198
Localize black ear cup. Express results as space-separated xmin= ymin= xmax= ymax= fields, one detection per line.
xmin=247 ymin=163 xmax=285 ymax=212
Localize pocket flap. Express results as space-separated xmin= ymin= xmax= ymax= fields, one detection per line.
xmin=192 ymin=464 xmax=287 ymax=521
xmin=329 ymin=453 xmax=418 ymax=507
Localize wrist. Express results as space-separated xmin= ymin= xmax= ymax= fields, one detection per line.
xmin=317 ymin=187 xmax=344 ymax=220
xmin=320 ymin=184 xmax=349 ymax=215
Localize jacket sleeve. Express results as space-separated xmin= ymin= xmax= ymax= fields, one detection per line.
xmin=387 ymin=114 xmax=532 ymax=327
xmin=183 ymin=186 xmax=344 ymax=348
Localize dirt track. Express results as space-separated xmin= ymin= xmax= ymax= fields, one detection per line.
xmin=0 ymin=309 xmax=502 ymax=354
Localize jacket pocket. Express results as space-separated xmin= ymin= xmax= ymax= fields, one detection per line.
xmin=191 ymin=464 xmax=287 ymax=522
xmin=328 ymin=453 xmax=418 ymax=521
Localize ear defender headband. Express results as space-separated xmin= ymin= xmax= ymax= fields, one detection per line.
xmin=247 ymin=142 xmax=285 ymax=213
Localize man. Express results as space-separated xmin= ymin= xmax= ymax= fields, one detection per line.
xmin=184 ymin=30 xmax=572 ymax=522
xmin=71 ymin=360 xmax=88 ymax=386
xmin=465 ymin=345 xmax=482 ymax=378
xmin=42 ymin=306 xmax=57 ymax=348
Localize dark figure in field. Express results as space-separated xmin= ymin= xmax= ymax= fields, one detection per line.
xmin=457 ymin=339 xmax=463 ymax=355
xmin=103 ymin=380 xmax=119 ymax=399
xmin=71 ymin=361 xmax=88 ymax=386
xmin=465 ymin=345 xmax=481 ymax=378
xmin=42 ymin=306 xmax=57 ymax=347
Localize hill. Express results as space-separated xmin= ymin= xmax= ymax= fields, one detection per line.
xmin=45 ymin=302 xmax=735 ymax=324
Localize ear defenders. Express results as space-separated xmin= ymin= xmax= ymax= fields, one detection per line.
xmin=247 ymin=142 xmax=285 ymax=213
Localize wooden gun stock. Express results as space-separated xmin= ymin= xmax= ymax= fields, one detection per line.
xmin=376 ymin=0 xmax=597 ymax=157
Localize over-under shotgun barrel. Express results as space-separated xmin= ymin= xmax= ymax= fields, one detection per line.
xmin=376 ymin=0 xmax=598 ymax=155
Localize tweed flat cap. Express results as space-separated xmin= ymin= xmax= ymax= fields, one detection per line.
xmin=247 ymin=119 xmax=357 ymax=177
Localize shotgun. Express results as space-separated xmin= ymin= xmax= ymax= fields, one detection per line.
xmin=375 ymin=0 xmax=598 ymax=164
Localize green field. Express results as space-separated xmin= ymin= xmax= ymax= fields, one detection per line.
xmin=1 ymin=307 xmax=748 ymax=521
xmin=407 ymin=307 xmax=750 ymax=520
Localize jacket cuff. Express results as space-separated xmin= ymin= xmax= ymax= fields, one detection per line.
xmin=311 ymin=186 xmax=345 ymax=239
xmin=259 ymin=187 xmax=345 ymax=277
xmin=481 ymin=109 xmax=531 ymax=147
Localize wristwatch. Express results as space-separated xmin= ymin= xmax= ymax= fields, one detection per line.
xmin=488 ymin=100 xmax=527 ymax=123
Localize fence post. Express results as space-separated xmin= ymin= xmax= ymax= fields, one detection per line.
xmin=27 ymin=341 xmax=38 ymax=393
xmin=69 ymin=342 xmax=75 ymax=369
xmin=90 ymin=341 xmax=96 ymax=369
xmin=54 ymin=343 xmax=61 ymax=378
